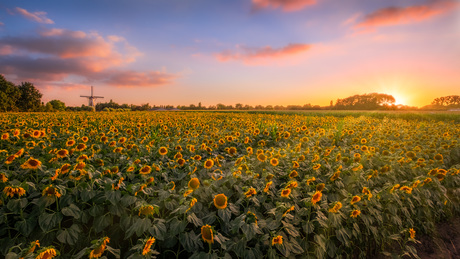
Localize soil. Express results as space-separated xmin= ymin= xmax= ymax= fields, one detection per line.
xmin=414 ymin=216 xmax=460 ymax=259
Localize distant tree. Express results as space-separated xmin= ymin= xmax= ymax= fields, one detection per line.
xmin=45 ymin=102 xmax=54 ymax=112
xmin=0 ymin=75 xmax=20 ymax=112
xmin=334 ymin=93 xmax=395 ymax=110
xmin=432 ymin=95 xmax=460 ymax=107
xmin=16 ymin=82 xmax=43 ymax=111
xmin=48 ymin=100 xmax=66 ymax=111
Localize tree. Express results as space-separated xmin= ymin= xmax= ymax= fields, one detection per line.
xmin=45 ymin=102 xmax=54 ymax=112
xmin=0 ymin=75 xmax=20 ymax=112
xmin=334 ymin=93 xmax=395 ymax=110
xmin=16 ymin=82 xmax=43 ymax=111
xmin=48 ymin=100 xmax=66 ymax=111
xmin=432 ymin=95 xmax=460 ymax=107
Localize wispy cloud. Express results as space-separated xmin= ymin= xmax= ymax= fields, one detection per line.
xmin=215 ymin=43 xmax=312 ymax=64
xmin=251 ymin=0 xmax=316 ymax=12
xmin=354 ymin=0 xmax=458 ymax=30
xmin=0 ymin=26 xmax=174 ymax=88
xmin=103 ymin=70 xmax=176 ymax=87
xmin=14 ymin=7 xmax=54 ymax=24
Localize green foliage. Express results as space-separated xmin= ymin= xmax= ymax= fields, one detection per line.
xmin=48 ymin=100 xmax=66 ymax=111
xmin=16 ymin=82 xmax=43 ymax=112
xmin=0 ymin=111 xmax=458 ymax=258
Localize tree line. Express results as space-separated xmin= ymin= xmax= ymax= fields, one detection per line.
xmin=1 ymin=74 xmax=459 ymax=112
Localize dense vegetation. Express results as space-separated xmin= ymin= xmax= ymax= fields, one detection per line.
xmin=0 ymin=111 xmax=459 ymax=258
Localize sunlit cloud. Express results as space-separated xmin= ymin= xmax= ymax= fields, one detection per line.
xmin=0 ymin=26 xmax=173 ymax=88
xmin=251 ymin=0 xmax=316 ymax=12
xmin=354 ymin=0 xmax=458 ymax=30
xmin=215 ymin=43 xmax=312 ymax=64
xmin=103 ymin=70 xmax=176 ymax=87
xmin=14 ymin=7 xmax=54 ymax=24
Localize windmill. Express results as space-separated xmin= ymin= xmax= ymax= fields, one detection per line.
xmin=80 ymin=86 xmax=104 ymax=107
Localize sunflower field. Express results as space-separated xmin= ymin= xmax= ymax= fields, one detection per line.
xmin=0 ymin=111 xmax=459 ymax=258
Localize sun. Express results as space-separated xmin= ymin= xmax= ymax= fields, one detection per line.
xmin=390 ymin=93 xmax=407 ymax=106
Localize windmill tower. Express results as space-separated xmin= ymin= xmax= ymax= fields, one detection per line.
xmin=80 ymin=86 xmax=104 ymax=107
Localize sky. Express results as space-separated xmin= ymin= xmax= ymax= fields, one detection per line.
xmin=0 ymin=0 xmax=459 ymax=108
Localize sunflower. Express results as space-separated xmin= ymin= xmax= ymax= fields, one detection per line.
xmin=75 ymin=143 xmax=87 ymax=151
xmin=228 ymin=147 xmax=237 ymax=156
xmin=76 ymin=154 xmax=88 ymax=162
xmin=139 ymin=165 xmax=152 ymax=175
xmin=351 ymin=195 xmax=361 ymax=205
xmin=66 ymin=139 xmax=76 ymax=147
xmin=60 ymin=163 xmax=71 ymax=174
xmin=3 ymin=186 xmax=26 ymax=198
xmin=409 ymin=228 xmax=416 ymax=239
xmin=213 ymin=193 xmax=227 ymax=209
xmin=400 ymin=186 xmax=412 ymax=194
xmin=264 ymin=181 xmax=273 ymax=193
xmin=0 ymin=173 xmax=7 ymax=183
xmin=245 ymin=187 xmax=257 ymax=198
xmin=434 ymin=154 xmax=443 ymax=161
xmin=139 ymin=205 xmax=155 ymax=217
xmin=204 ymin=159 xmax=214 ymax=169
xmin=74 ymin=162 xmax=86 ymax=171
xmin=24 ymin=240 xmax=40 ymax=256
xmin=32 ymin=130 xmax=41 ymax=138
xmin=35 ymin=247 xmax=58 ymax=259
xmin=292 ymin=161 xmax=300 ymax=168
xmin=56 ymin=149 xmax=69 ymax=158
xmin=316 ymin=183 xmax=325 ymax=192
xmin=328 ymin=202 xmax=342 ymax=213
xmin=188 ymin=178 xmax=200 ymax=190
xmin=282 ymin=206 xmax=295 ymax=217
xmin=142 ymin=237 xmax=156 ymax=255
xmin=1 ymin=133 xmax=9 ymax=140
xmin=272 ymin=235 xmax=283 ymax=246
xmin=177 ymin=158 xmax=186 ymax=166
xmin=42 ymin=186 xmax=61 ymax=198
xmin=201 ymin=225 xmax=214 ymax=244
xmin=15 ymin=148 xmax=25 ymax=157
xmin=281 ymin=188 xmax=291 ymax=198
xmin=330 ymin=171 xmax=341 ymax=181
xmin=350 ymin=210 xmax=361 ymax=218
xmin=21 ymin=157 xmax=42 ymax=169
xmin=5 ymin=155 xmax=16 ymax=164
xmin=423 ymin=178 xmax=432 ymax=184
xmin=113 ymin=147 xmax=123 ymax=153
xmin=89 ymin=237 xmax=109 ymax=259
xmin=311 ymin=191 xmax=322 ymax=205
xmin=286 ymin=181 xmax=298 ymax=189
xmin=159 ymin=147 xmax=168 ymax=156
xmin=81 ymin=136 xmax=89 ymax=142
xmin=270 ymin=158 xmax=279 ymax=166
xmin=306 ymin=177 xmax=316 ymax=185
xmin=288 ymin=170 xmax=298 ymax=178
xmin=186 ymin=198 xmax=198 ymax=212
xmin=257 ymin=153 xmax=267 ymax=162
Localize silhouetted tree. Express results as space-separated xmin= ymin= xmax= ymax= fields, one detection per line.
xmin=334 ymin=93 xmax=395 ymax=110
xmin=0 ymin=75 xmax=20 ymax=112
xmin=16 ymin=82 xmax=43 ymax=111
xmin=48 ymin=100 xmax=66 ymax=111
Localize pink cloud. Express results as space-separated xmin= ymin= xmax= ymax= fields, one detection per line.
xmin=355 ymin=0 xmax=458 ymax=29
xmin=0 ymin=27 xmax=174 ymax=88
xmin=215 ymin=43 xmax=312 ymax=63
xmin=14 ymin=7 xmax=54 ymax=24
xmin=103 ymin=70 xmax=176 ymax=87
xmin=251 ymin=0 xmax=316 ymax=12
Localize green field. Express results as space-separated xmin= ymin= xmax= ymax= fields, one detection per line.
xmin=1 ymin=111 xmax=459 ymax=258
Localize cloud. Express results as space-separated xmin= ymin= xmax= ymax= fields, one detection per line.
xmin=0 ymin=27 xmax=173 ymax=88
xmin=215 ymin=43 xmax=312 ymax=63
xmin=354 ymin=0 xmax=458 ymax=29
xmin=251 ymin=0 xmax=316 ymax=12
xmin=14 ymin=7 xmax=54 ymax=24
xmin=103 ymin=70 xmax=176 ymax=87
